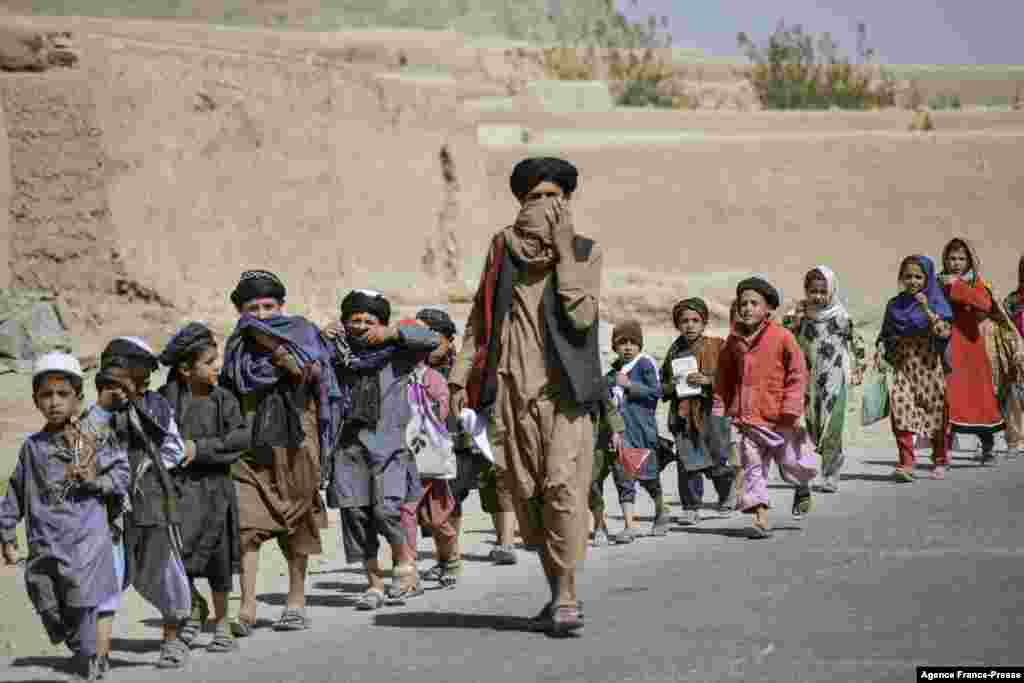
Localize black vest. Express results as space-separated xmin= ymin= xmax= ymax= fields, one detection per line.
xmin=479 ymin=235 xmax=604 ymax=413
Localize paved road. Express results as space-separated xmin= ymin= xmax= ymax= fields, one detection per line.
xmin=5 ymin=446 xmax=1023 ymax=683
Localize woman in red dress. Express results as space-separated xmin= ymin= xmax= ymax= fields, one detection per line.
xmin=940 ymin=238 xmax=1006 ymax=465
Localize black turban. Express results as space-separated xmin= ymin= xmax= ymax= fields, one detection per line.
xmin=159 ymin=322 xmax=215 ymax=368
xmin=416 ymin=308 xmax=456 ymax=339
xmin=230 ymin=270 xmax=286 ymax=308
xmin=736 ymin=277 xmax=781 ymax=310
xmin=672 ymin=297 xmax=709 ymax=325
xmin=509 ymin=157 xmax=578 ymax=200
xmin=100 ymin=336 xmax=159 ymax=373
xmin=340 ymin=289 xmax=391 ymax=325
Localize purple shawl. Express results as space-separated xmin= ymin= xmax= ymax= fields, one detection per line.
xmin=220 ymin=314 xmax=343 ymax=456
xmin=880 ymin=255 xmax=953 ymax=339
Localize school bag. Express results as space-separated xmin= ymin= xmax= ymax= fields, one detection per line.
xmin=405 ymin=365 xmax=457 ymax=480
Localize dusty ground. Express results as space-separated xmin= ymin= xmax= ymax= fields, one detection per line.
xmin=0 ymin=14 xmax=1022 ymax=666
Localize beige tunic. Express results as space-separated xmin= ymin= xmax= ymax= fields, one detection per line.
xmin=451 ymin=228 xmax=602 ymax=573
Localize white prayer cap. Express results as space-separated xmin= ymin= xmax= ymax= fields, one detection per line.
xmin=33 ymin=352 xmax=83 ymax=381
xmin=112 ymin=336 xmax=156 ymax=357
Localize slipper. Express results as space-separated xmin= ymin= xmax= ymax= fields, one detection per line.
xmin=528 ymin=602 xmax=585 ymax=633
xmin=356 ymin=589 xmax=386 ymax=611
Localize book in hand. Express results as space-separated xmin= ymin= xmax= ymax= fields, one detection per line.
xmin=671 ymin=356 xmax=702 ymax=398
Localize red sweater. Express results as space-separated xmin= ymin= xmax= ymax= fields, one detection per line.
xmin=713 ymin=320 xmax=807 ymax=428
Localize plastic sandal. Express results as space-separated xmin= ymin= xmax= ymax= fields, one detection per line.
xmin=892 ymin=468 xmax=914 ymax=483
xmin=272 ymin=608 xmax=311 ymax=632
xmin=749 ymin=525 xmax=773 ymax=539
xmin=356 ymin=589 xmax=386 ymax=611
xmin=206 ymin=626 xmax=237 ymax=653
xmin=156 ymin=639 xmax=189 ymax=669
xmin=385 ymin=580 xmax=425 ymax=605
xmin=230 ymin=615 xmax=255 ymax=638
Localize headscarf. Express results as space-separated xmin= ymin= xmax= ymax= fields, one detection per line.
xmin=941 ymin=237 xmax=985 ymax=286
xmin=736 ymin=276 xmax=780 ymax=310
xmin=159 ymin=322 xmax=215 ymax=368
xmin=230 ymin=270 xmax=286 ymax=308
xmin=672 ymin=298 xmax=709 ymax=327
xmin=803 ymin=265 xmax=849 ymax=323
xmin=880 ymin=255 xmax=953 ymax=340
xmin=340 ymin=289 xmax=391 ymax=326
xmin=219 ymin=314 xmax=343 ymax=457
xmin=509 ymin=157 xmax=578 ymax=200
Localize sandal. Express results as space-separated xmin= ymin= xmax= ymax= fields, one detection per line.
xmin=156 ymin=639 xmax=190 ymax=669
xmin=385 ymin=580 xmax=425 ymax=605
xmin=356 ymin=589 xmax=386 ymax=611
xmin=230 ymin=615 xmax=256 ymax=638
xmin=206 ymin=625 xmax=237 ymax=653
xmin=528 ymin=601 xmax=585 ymax=633
xmin=272 ymin=608 xmax=311 ymax=632
xmin=749 ymin=524 xmax=774 ymax=539
xmin=421 ymin=559 xmax=462 ymax=589
xmin=892 ymin=468 xmax=914 ymax=483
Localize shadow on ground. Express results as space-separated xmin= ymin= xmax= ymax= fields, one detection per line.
xmin=257 ymin=592 xmax=358 ymax=609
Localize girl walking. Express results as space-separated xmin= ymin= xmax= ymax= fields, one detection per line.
xmin=877 ymin=255 xmax=953 ymax=481
xmin=783 ymin=267 xmax=866 ymax=493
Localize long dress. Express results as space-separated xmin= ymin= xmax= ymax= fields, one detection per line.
xmin=944 ymin=278 xmax=1004 ymax=435
xmin=887 ymin=335 xmax=948 ymax=438
xmin=783 ymin=312 xmax=866 ymax=477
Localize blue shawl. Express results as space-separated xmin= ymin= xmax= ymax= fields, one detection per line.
xmin=880 ymin=255 xmax=953 ymax=340
xmin=220 ymin=314 xmax=343 ymax=456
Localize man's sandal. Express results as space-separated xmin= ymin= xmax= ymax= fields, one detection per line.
xmin=421 ymin=559 xmax=462 ymax=589
xmin=230 ymin=615 xmax=256 ymax=638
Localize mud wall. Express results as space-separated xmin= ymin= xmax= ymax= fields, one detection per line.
xmin=0 ymin=94 xmax=9 ymax=290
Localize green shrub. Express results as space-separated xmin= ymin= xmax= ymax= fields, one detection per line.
xmin=736 ymin=20 xmax=895 ymax=110
xmin=616 ymin=78 xmax=673 ymax=107
xmin=928 ymin=92 xmax=962 ymax=110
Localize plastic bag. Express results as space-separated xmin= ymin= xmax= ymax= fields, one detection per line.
xmin=860 ymin=368 xmax=890 ymax=427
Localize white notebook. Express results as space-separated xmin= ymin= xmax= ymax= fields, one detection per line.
xmin=671 ymin=356 xmax=702 ymax=398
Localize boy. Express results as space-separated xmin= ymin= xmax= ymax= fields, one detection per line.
xmin=661 ymin=298 xmax=735 ymax=526
xmin=596 ymin=320 xmax=665 ymax=544
xmin=94 ymin=336 xmax=193 ymax=668
xmin=1 ymin=352 xmax=129 ymax=681
xmin=714 ymin=278 xmax=818 ymax=539
xmin=327 ymin=290 xmax=441 ymax=610
xmin=220 ymin=270 xmax=338 ymax=635
xmin=159 ymin=322 xmax=250 ymax=653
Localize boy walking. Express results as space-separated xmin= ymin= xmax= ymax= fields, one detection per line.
xmin=714 ymin=278 xmax=818 ymax=538
xmin=1 ymin=353 xmax=129 ymax=681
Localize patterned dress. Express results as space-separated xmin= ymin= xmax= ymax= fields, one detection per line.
xmin=784 ymin=313 xmax=866 ymax=476
xmin=888 ymin=335 xmax=947 ymax=437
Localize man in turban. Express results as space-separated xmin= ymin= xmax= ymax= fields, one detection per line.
xmin=450 ymin=157 xmax=602 ymax=635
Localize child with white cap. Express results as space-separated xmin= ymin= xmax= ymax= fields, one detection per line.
xmin=1 ymin=352 xmax=129 ymax=681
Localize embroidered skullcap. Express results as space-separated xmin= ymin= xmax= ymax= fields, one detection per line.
xmin=736 ymin=277 xmax=781 ymax=310
xmin=230 ymin=270 xmax=287 ymax=308
xmin=159 ymin=322 xmax=215 ymax=368
xmin=612 ymin=319 xmax=644 ymax=350
xmin=340 ymin=289 xmax=391 ymax=326
xmin=101 ymin=336 xmax=159 ymax=372
xmin=509 ymin=157 xmax=578 ymax=200
xmin=672 ymin=297 xmax=709 ymax=325
xmin=416 ymin=308 xmax=457 ymax=339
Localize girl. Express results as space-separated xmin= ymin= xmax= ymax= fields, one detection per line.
xmin=607 ymin=320 xmax=666 ymax=543
xmin=1002 ymin=255 xmax=1024 ymax=459
xmin=877 ymin=255 xmax=953 ymax=481
xmin=939 ymin=238 xmax=1005 ymax=465
xmin=783 ymin=267 xmax=866 ymax=493
xmin=661 ymin=298 xmax=734 ymax=526
xmin=158 ymin=323 xmax=250 ymax=654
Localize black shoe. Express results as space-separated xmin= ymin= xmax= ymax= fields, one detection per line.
xmin=71 ymin=655 xmax=100 ymax=681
